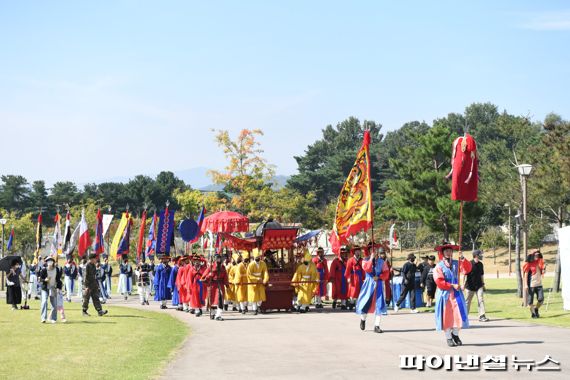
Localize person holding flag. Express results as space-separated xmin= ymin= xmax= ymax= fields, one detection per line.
xmin=356 ymin=246 xmax=390 ymax=333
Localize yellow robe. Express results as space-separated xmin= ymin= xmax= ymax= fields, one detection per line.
xmin=226 ymin=264 xmax=237 ymax=302
xmin=247 ymin=260 xmax=269 ymax=303
xmin=292 ymin=262 xmax=318 ymax=305
xmin=234 ymin=262 xmax=248 ymax=303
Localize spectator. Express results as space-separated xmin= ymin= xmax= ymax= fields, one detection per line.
xmin=38 ymin=256 xmax=62 ymax=323
xmin=463 ymin=250 xmax=489 ymax=322
xmin=523 ymin=251 xmax=545 ymax=319
xmin=394 ymin=253 xmax=419 ymax=313
xmin=6 ymin=259 xmax=25 ymax=310
xmin=420 ymin=255 xmax=437 ymax=307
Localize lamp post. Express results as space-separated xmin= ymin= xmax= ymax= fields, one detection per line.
xmin=517 ymin=164 xmax=533 ymax=264
xmin=504 ymin=203 xmax=512 ymax=275
xmin=0 ymin=217 xmax=7 ymax=291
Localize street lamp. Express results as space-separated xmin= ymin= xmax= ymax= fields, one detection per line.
xmin=504 ymin=203 xmax=512 ymax=275
xmin=517 ymin=164 xmax=533 ymax=266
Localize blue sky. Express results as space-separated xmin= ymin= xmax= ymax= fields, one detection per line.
xmin=1 ymin=1 xmax=569 ymax=185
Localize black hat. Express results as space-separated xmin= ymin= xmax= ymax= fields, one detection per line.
xmin=428 ymin=255 xmax=436 ymax=261
xmin=88 ymin=253 xmax=98 ymax=260
xmin=422 ymin=255 xmax=430 ymax=260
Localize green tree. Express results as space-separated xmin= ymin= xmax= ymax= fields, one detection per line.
xmin=49 ymin=181 xmax=81 ymax=207
xmin=0 ymin=175 xmax=30 ymax=213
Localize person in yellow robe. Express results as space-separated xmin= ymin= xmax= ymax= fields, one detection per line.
xmin=292 ymin=250 xmax=318 ymax=313
xmin=234 ymin=252 xmax=249 ymax=314
xmin=247 ymin=249 xmax=269 ymax=315
xmin=224 ymin=253 xmax=238 ymax=311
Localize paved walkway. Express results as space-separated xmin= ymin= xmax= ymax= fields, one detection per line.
xmin=109 ymin=298 xmax=570 ymax=380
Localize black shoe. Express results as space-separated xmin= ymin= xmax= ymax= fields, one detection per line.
xmin=447 ymin=338 xmax=457 ymax=347
xmin=451 ymin=334 xmax=462 ymax=346
xmin=374 ymin=326 xmax=383 ymax=333
xmin=535 ymin=308 xmax=540 ymax=318
xmin=160 ymin=305 xmax=167 ymax=309
xmin=360 ymin=320 xmax=365 ymax=331
xmin=340 ymin=305 xmax=347 ymax=310
xmin=531 ymin=309 xmax=537 ymax=318
xmin=254 ymin=310 xmax=258 ymax=315
xmin=300 ymin=309 xmax=306 ymax=314
xmin=232 ymin=306 xmax=238 ymax=312
xmin=98 ymin=310 xmax=108 ymax=316
xmin=305 ymin=306 xmax=310 ymax=312
xmin=210 ymin=312 xmax=215 ymax=320
xmin=479 ymin=315 xmax=489 ymax=322
xmin=224 ymin=305 xmax=228 ymax=311
xmin=332 ymin=301 xmax=337 ymax=309
xmin=241 ymin=309 xmax=246 ymax=314
xmin=146 ymin=301 xmax=150 ymax=305
xmin=82 ymin=310 xmax=90 ymax=317
xmin=196 ymin=309 xmax=202 ymax=317
xmin=190 ymin=309 xmax=195 ymax=314
xmin=215 ymin=316 xmax=224 ymax=321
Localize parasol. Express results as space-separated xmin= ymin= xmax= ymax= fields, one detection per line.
xmin=201 ymin=211 xmax=249 ymax=233
xmin=0 ymin=255 xmax=23 ymax=272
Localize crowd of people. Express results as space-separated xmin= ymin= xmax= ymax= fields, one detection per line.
xmin=4 ymin=242 xmax=547 ymax=346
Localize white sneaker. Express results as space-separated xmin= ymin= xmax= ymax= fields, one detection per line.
xmin=411 ymin=309 xmax=419 ymax=314
xmin=50 ymin=320 xmax=56 ymax=324
xmin=61 ymin=319 xmax=67 ymax=323
xmin=394 ymin=305 xmax=399 ymax=312
xmin=41 ymin=320 xmax=46 ymax=323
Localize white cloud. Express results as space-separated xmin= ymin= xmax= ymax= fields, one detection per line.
xmin=520 ymin=10 xmax=570 ymax=31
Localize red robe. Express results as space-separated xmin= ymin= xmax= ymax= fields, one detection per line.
xmin=189 ymin=265 xmax=206 ymax=309
xmin=329 ymin=257 xmax=348 ymax=300
xmin=176 ymin=265 xmax=189 ymax=304
xmin=450 ymin=133 xmax=478 ymax=202
xmin=201 ymin=262 xmax=229 ymax=307
xmin=312 ymin=256 xmax=329 ymax=297
xmin=345 ymin=257 xmax=364 ymax=298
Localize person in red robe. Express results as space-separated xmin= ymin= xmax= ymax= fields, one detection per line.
xmin=189 ymin=255 xmax=207 ymax=317
xmin=345 ymin=246 xmax=364 ymax=310
xmin=201 ymin=254 xmax=229 ymax=321
xmin=329 ymin=247 xmax=349 ymax=309
xmin=176 ymin=255 xmax=190 ymax=312
xmin=378 ymin=248 xmax=392 ymax=313
xmin=312 ymin=247 xmax=329 ymax=309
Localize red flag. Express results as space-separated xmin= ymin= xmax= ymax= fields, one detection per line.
xmin=449 ymin=133 xmax=479 ymax=202
xmin=78 ymin=211 xmax=92 ymax=257
xmin=136 ymin=210 xmax=147 ymax=261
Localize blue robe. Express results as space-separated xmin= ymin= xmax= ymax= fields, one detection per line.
xmin=434 ymin=260 xmax=469 ymax=331
xmin=167 ymin=265 xmax=179 ymax=306
xmin=154 ymin=263 xmax=172 ymax=301
xmin=355 ymin=257 xmax=387 ymax=315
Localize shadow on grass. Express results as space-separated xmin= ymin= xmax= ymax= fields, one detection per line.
xmin=463 ymin=340 xmax=543 ymax=347
xmin=486 ymin=289 xmax=518 ymax=295
xmin=107 ymin=315 xmax=150 ymax=319
xmin=65 ymin=320 xmax=117 ymax=324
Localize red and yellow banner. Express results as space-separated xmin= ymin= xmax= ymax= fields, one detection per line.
xmin=330 ymin=130 xmax=374 ymax=251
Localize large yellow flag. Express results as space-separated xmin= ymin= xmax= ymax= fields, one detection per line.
xmin=110 ymin=212 xmax=129 ymax=260
xmin=330 ymin=130 xmax=373 ymax=251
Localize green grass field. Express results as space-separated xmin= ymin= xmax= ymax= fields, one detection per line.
xmin=418 ymin=277 xmax=570 ymax=328
xmin=0 ymin=299 xmax=188 ymax=380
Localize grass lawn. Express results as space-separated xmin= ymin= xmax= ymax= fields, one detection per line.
xmin=0 ymin=298 xmax=188 ymax=380
xmin=418 ymin=277 xmax=570 ymax=328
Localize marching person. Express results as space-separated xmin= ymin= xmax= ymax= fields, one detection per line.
xmin=168 ymin=257 xmax=181 ymax=310
xmin=433 ymin=242 xmax=472 ymax=347
xmin=378 ymin=248 xmax=392 ymax=313
xmin=292 ymin=250 xmax=318 ymax=313
xmin=176 ymin=256 xmax=190 ymax=311
xmin=464 ymin=250 xmax=489 ymax=322
xmin=329 ymin=247 xmax=349 ymax=310
xmin=118 ymin=256 xmax=132 ymax=300
xmin=39 ymin=256 xmax=63 ymax=323
xmin=234 ymin=252 xmax=249 ymax=314
xmin=82 ymin=253 xmax=108 ymax=317
xmin=523 ymin=250 xmax=545 ymax=319
xmin=345 ymin=247 xmax=364 ymax=310
xmin=28 ymin=257 xmax=41 ymax=300
xmin=76 ymin=257 xmax=87 ymax=297
xmin=312 ymin=247 xmax=329 ymax=309
xmin=6 ymin=259 xmax=25 ymax=310
xmin=247 ymin=249 xmax=269 ymax=315
xmin=101 ymin=255 xmax=112 ymax=298
xmin=154 ymin=255 xmax=172 ymax=309
xmin=63 ymin=256 xmax=78 ymax=302
xmin=136 ymin=258 xmax=152 ymax=305
xmin=201 ymin=253 xmax=229 ymax=321
xmin=356 ymin=246 xmax=390 ymax=333
xmin=394 ymin=253 xmax=419 ymax=313
xmin=225 ymin=253 xmax=238 ymax=311
xmin=189 ymin=255 xmax=206 ymax=316
xmin=95 ymin=259 xmax=108 ymax=303
xmin=420 ymin=255 xmax=437 ymax=308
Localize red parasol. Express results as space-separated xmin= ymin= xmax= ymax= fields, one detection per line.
xmin=200 ymin=211 xmax=249 ymax=233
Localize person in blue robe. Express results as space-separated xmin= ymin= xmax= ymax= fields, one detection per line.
xmin=167 ymin=258 xmax=181 ymax=310
xmin=154 ymin=256 xmax=172 ymax=309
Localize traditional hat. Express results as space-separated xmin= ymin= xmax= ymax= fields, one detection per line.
xmin=242 ymin=251 xmax=250 ymax=260
xmin=304 ymin=252 xmax=312 ymax=262
xmin=251 ymin=249 xmax=261 ymax=259
xmin=428 ymin=255 xmax=436 ymax=261
xmin=435 ymin=241 xmax=460 ymax=260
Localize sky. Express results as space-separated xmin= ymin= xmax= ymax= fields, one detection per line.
xmin=1 ymin=1 xmax=569 ymax=186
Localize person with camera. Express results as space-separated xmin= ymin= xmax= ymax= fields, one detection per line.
xmin=38 ymin=256 xmax=62 ymax=323
xmin=394 ymin=253 xmax=419 ymax=313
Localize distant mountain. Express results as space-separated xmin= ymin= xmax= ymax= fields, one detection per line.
xmin=85 ymin=167 xmax=289 ymax=192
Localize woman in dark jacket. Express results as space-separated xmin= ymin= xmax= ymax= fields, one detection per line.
xmin=6 ymin=260 xmax=24 ymax=310
xmin=38 ymin=257 xmax=63 ymax=323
